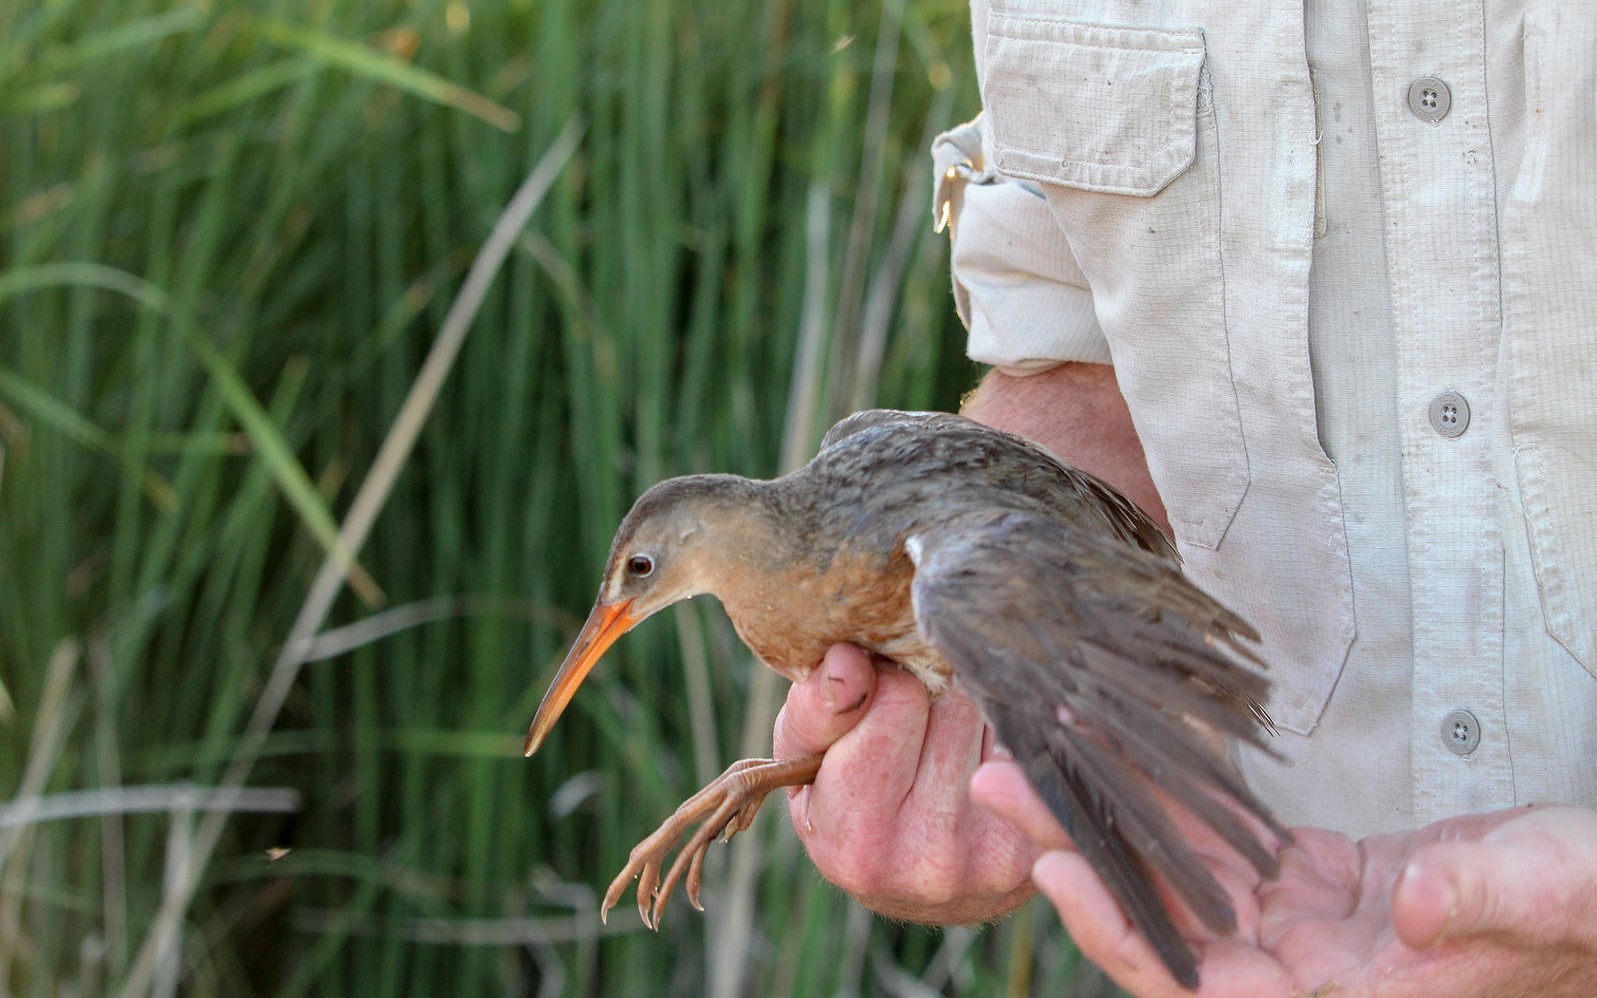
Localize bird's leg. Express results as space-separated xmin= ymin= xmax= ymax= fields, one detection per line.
xmin=602 ymin=753 xmax=824 ymax=928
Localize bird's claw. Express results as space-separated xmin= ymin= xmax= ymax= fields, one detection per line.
xmin=596 ymin=755 xmax=823 ymax=929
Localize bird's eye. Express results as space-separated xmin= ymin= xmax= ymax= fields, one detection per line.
xmin=627 ymin=554 xmax=655 ymax=578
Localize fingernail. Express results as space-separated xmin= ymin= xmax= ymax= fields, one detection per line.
xmin=1438 ymin=880 xmax=1458 ymax=938
xmin=1399 ymin=861 xmax=1457 ymax=947
xmin=832 ymin=689 xmax=868 ymax=715
xmin=820 ymin=660 xmax=841 ymax=709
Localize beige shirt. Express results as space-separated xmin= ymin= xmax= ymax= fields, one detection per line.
xmin=934 ymin=0 xmax=1597 ymax=836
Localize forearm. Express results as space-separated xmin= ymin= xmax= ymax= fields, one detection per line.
xmin=960 ymin=363 xmax=1169 ymax=535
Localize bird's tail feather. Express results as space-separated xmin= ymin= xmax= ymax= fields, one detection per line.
xmin=997 ymin=707 xmax=1204 ymax=990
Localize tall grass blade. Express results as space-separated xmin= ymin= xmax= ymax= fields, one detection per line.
xmin=0 ymin=368 xmax=176 ymax=509
xmin=182 ymin=332 xmax=386 ymax=607
xmin=0 ymin=262 xmax=175 ymax=314
xmin=0 ymin=2 xmax=1090 ymax=992
xmin=0 ymin=785 xmax=301 ymax=828
xmin=0 ymin=639 xmax=82 ymax=987
xmin=0 ymin=639 xmax=82 ymax=874
xmin=115 ymin=118 xmax=581 ymax=998
xmin=170 ymin=56 xmax=321 ymax=129
xmin=32 ymin=8 xmax=205 ymax=76
xmin=0 ymin=263 xmax=381 ymax=600
xmin=248 ymin=15 xmax=521 ymax=132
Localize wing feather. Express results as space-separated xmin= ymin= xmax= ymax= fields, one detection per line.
xmin=816 ymin=409 xmax=1178 ymax=562
xmin=908 ymin=509 xmax=1285 ymax=987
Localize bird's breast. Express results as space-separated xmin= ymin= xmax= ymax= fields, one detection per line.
xmin=720 ymin=542 xmax=952 ymax=693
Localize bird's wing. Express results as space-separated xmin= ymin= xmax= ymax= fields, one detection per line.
xmin=817 ymin=409 xmax=922 ymax=453
xmin=819 ymin=409 xmax=1178 ymax=563
xmin=908 ymin=509 xmax=1284 ymax=988
xmin=1025 ymin=446 xmax=1179 ymax=564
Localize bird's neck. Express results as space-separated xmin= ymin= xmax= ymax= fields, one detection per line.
xmin=690 ymin=475 xmax=904 ymax=680
xmin=681 ymin=476 xmax=790 ymax=583
xmin=652 ymin=478 xmax=795 ymax=655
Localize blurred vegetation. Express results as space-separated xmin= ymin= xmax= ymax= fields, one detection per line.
xmin=0 ymin=0 xmax=1114 ymax=994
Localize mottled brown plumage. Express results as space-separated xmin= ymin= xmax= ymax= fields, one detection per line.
xmin=524 ymin=409 xmax=1286 ymax=989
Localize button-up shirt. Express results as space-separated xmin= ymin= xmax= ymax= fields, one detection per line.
xmin=934 ymin=0 xmax=1597 ymax=836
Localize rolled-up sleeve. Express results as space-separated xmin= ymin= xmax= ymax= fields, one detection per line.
xmin=933 ymin=115 xmax=1110 ymax=375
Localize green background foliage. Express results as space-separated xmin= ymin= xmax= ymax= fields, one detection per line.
xmin=0 ymin=1 xmax=1114 ymax=993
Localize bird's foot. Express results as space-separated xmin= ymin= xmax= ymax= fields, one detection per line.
xmin=602 ymin=753 xmax=823 ymax=928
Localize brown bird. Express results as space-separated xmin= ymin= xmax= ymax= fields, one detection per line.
xmin=524 ymin=409 xmax=1286 ymax=989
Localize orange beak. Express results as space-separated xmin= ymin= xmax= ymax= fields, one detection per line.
xmin=523 ymin=598 xmax=638 ymax=757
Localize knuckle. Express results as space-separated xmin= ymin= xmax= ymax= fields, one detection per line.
xmin=774 ymin=684 xmax=865 ymax=757
xmin=773 ymin=702 xmax=829 ymax=756
xmin=770 ymin=703 xmax=802 ymax=755
xmin=800 ymin=819 xmax=906 ymax=899
xmin=812 ymin=843 xmax=888 ymax=897
xmin=912 ymin=841 xmax=969 ymax=906
xmin=853 ymin=823 xmax=966 ymax=905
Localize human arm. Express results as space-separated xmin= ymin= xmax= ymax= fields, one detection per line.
xmin=972 ymin=758 xmax=1597 ymax=997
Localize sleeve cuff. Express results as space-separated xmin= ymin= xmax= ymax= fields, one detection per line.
xmin=933 ymin=117 xmax=1111 ymax=375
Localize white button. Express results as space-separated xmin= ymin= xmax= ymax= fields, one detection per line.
xmin=1442 ymin=708 xmax=1481 ymax=756
xmin=1408 ymin=77 xmax=1451 ymax=122
xmin=1429 ymin=392 xmax=1470 ymax=438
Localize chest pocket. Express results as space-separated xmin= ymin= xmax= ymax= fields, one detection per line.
xmin=1505 ymin=6 xmax=1597 ymax=680
xmin=980 ymin=13 xmax=1247 ymax=551
xmin=985 ymin=17 xmax=1206 ymax=196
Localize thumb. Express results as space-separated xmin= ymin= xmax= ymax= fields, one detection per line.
xmin=1392 ymin=807 xmax=1597 ymax=950
xmin=772 ymin=643 xmax=877 ymax=757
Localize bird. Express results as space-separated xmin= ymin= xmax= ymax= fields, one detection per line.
xmin=523 ymin=408 xmax=1287 ymax=989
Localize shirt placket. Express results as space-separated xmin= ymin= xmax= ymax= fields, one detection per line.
xmin=1364 ymin=0 xmax=1514 ymax=823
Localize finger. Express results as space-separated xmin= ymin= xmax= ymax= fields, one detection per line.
xmin=900 ymin=692 xmax=1040 ymax=901
xmin=1389 ymin=857 xmax=1455 ymax=950
xmin=1393 ymin=806 xmax=1597 ymax=950
xmin=907 ymin=687 xmax=988 ymax=819
xmin=1033 ymin=850 xmax=1186 ymax=997
xmin=1038 ymin=850 xmax=1300 ymax=998
xmin=772 ymin=643 xmax=877 ymax=758
xmin=980 ymin=722 xmax=1010 ymax=762
xmin=969 ymin=759 xmax=1075 ymax=853
xmin=799 ymin=665 xmax=932 ymax=842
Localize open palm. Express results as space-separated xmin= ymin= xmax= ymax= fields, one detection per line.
xmin=776 ymin=646 xmax=1597 ymax=995
xmin=973 ymin=760 xmax=1597 ymax=997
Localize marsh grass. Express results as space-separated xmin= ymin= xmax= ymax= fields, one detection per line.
xmin=0 ymin=1 xmax=1115 ymax=993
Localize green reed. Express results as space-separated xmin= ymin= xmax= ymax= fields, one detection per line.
xmin=0 ymin=1 xmax=1115 ymax=994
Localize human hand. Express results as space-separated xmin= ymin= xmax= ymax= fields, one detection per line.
xmin=972 ymin=759 xmax=1597 ymax=996
xmin=772 ymin=643 xmax=1039 ymax=923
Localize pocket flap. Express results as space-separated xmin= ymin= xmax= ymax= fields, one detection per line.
xmin=982 ymin=16 xmax=1206 ymax=196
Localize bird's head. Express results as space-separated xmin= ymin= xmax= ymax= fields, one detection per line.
xmin=523 ymin=474 xmax=764 ymax=756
